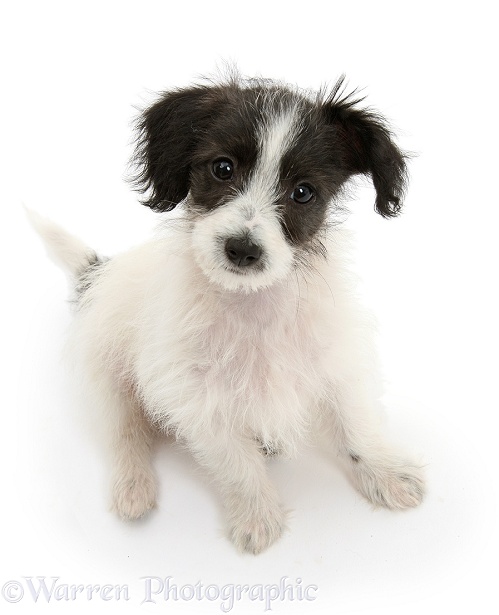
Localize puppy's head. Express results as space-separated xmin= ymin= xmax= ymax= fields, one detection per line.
xmin=132 ymin=76 xmax=408 ymax=292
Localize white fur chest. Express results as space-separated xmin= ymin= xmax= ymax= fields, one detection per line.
xmin=136 ymin=258 xmax=330 ymax=453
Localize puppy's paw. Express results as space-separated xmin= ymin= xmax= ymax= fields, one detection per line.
xmin=229 ymin=504 xmax=286 ymax=554
xmin=355 ymin=460 xmax=425 ymax=510
xmin=112 ymin=474 xmax=157 ymax=520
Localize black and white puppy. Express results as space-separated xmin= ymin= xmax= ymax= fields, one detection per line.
xmin=31 ymin=74 xmax=424 ymax=554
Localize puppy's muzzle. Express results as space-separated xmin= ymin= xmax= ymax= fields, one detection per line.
xmin=225 ymin=237 xmax=262 ymax=268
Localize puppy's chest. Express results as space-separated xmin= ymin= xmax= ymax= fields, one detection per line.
xmin=192 ymin=295 xmax=325 ymax=405
xmin=140 ymin=284 xmax=330 ymax=446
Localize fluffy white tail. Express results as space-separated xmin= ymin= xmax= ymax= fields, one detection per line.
xmin=26 ymin=208 xmax=99 ymax=278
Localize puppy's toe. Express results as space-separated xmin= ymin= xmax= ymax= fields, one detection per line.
xmin=229 ymin=506 xmax=286 ymax=554
xmin=113 ymin=474 xmax=157 ymax=520
xmin=356 ymin=462 xmax=425 ymax=510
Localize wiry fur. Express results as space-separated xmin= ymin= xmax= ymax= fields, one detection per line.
xmin=30 ymin=74 xmax=424 ymax=554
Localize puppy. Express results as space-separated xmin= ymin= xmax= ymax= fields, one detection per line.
xmin=30 ymin=74 xmax=424 ymax=554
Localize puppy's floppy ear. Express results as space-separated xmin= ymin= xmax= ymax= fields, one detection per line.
xmin=323 ymin=79 xmax=409 ymax=217
xmin=132 ymin=85 xmax=212 ymax=212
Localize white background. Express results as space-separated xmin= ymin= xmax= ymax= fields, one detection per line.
xmin=2 ymin=1 xmax=498 ymax=613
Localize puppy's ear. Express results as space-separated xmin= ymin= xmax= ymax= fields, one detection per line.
xmin=323 ymin=80 xmax=408 ymax=217
xmin=132 ymin=86 xmax=212 ymax=212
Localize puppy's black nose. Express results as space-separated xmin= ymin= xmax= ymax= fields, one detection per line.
xmin=225 ymin=237 xmax=262 ymax=267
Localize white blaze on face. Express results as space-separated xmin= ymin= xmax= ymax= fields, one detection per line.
xmin=191 ymin=101 xmax=303 ymax=293
xmin=246 ymin=103 xmax=302 ymax=213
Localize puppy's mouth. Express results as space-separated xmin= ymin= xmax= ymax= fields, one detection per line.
xmin=200 ymin=251 xmax=273 ymax=293
xmin=223 ymin=265 xmax=247 ymax=276
xmin=222 ymin=258 xmax=267 ymax=276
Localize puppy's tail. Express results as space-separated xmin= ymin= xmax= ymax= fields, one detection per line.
xmin=26 ymin=208 xmax=102 ymax=279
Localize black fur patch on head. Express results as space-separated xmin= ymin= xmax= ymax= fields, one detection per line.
xmin=320 ymin=77 xmax=409 ymax=218
xmin=131 ymin=75 xmax=409 ymax=227
xmin=131 ymin=85 xmax=214 ymax=211
xmin=187 ymin=85 xmax=264 ymax=213
xmin=131 ymin=82 xmax=266 ymax=212
xmin=276 ymin=100 xmax=350 ymax=246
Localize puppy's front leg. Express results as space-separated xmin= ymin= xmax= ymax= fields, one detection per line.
xmin=325 ymin=384 xmax=425 ymax=510
xmin=107 ymin=384 xmax=158 ymax=521
xmin=189 ymin=430 xmax=285 ymax=554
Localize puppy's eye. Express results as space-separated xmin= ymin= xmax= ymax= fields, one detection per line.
xmin=212 ymin=159 xmax=234 ymax=181
xmin=290 ymin=184 xmax=314 ymax=204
